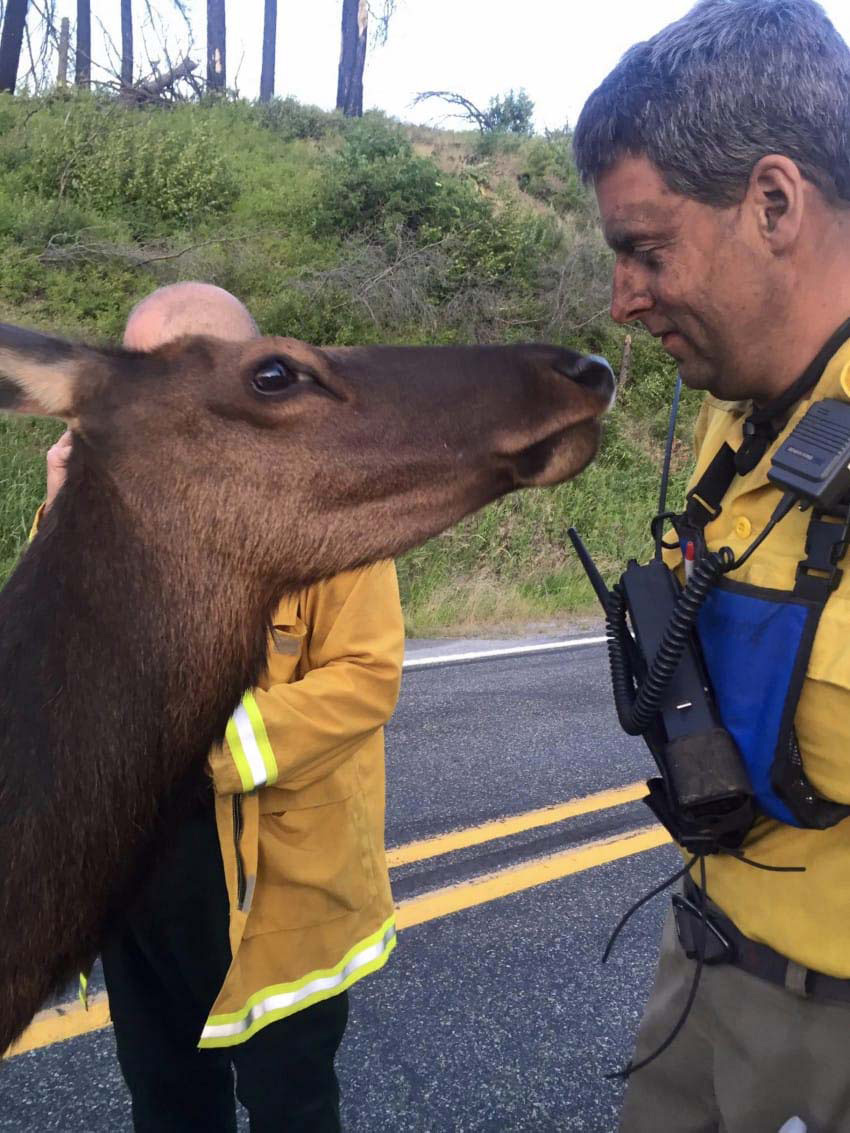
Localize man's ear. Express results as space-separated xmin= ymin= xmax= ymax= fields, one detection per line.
xmin=0 ymin=323 xmax=106 ymax=419
xmin=747 ymin=155 xmax=805 ymax=252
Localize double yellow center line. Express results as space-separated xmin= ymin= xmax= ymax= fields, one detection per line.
xmin=392 ymin=781 xmax=668 ymax=929
xmin=5 ymin=781 xmax=668 ymax=1058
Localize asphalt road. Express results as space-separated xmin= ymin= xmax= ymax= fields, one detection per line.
xmin=0 ymin=636 xmax=680 ymax=1132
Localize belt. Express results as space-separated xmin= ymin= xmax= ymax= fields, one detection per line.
xmin=674 ymin=880 xmax=850 ymax=1004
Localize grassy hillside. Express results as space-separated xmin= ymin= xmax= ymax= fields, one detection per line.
xmin=0 ymin=91 xmax=697 ymax=633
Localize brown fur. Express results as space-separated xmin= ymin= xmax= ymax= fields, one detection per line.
xmin=0 ymin=325 xmax=613 ymax=1051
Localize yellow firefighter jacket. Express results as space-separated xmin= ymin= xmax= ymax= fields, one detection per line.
xmin=201 ymin=561 xmax=404 ymax=1048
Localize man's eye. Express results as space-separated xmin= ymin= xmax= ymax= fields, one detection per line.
xmin=634 ymin=249 xmax=662 ymax=270
xmin=251 ymin=361 xmax=314 ymax=395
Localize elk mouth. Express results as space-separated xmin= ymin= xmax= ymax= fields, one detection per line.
xmin=511 ymin=418 xmax=603 ymax=487
xmin=509 ymin=354 xmax=614 ymax=486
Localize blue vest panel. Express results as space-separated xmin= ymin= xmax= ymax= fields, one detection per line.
xmin=697 ymin=584 xmax=811 ymax=826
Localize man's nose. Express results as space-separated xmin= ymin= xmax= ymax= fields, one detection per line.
xmin=610 ymin=263 xmax=653 ymax=325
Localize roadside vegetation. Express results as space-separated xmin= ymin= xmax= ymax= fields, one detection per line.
xmin=0 ymin=91 xmax=698 ymax=633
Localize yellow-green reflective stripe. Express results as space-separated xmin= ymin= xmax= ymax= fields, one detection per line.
xmin=241 ymin=692 xmax=278 ymax=786
xmin=225 ymin=692 xmax=277 ymax=791
xmin=199 ymin=918 xmax=396 ymax=1047
xmin=77 ymin=972 xmax=88 ymax=1009
xmin=224 ymin=713 xmax=254 ymax=793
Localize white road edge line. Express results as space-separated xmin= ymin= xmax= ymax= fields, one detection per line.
xmin=403 ymin=636 xmax=607 ymax=670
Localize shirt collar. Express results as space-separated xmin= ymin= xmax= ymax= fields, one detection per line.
xmin=734 ymin=332 xmax=850 ymax=494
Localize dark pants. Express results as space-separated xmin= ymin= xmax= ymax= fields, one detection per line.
xmin=101 ymin=794 xmax=349 ymax=1133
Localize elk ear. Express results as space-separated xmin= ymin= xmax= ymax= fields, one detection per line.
xmin=0 ymin=323 xmax=101 ymax=419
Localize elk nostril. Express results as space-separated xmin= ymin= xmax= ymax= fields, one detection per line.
xmin=568 ymin=354 xmax=616 ymax=406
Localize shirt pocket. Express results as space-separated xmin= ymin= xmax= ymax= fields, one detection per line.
xmin=245 ymin=789 xmax=375 ymax=936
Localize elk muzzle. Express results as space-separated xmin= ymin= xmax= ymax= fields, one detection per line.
xmin=561 ymin=353 xmax=617 ymax=407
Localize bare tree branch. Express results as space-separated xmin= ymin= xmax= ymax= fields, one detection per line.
xmin=93 ymin=9 xmax=123 ymax=81
xmin=40 ymin=228 xmax=267 ymax=268
xmin=413 ymin=90 xmax=491 ymax=132
xmin=12 ymin=0 xmax=60 ymax=93
xmin=367 ymin=0 xmax=396 ymax=47
xmin=24 ymin=19 xmax=38 ymax=87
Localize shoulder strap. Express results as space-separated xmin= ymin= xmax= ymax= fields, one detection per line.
xmin=684 ymin=443 xmax=738 ymax=530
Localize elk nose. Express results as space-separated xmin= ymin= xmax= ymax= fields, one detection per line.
xmin=568 ymin=354 xmax=616 ymax=407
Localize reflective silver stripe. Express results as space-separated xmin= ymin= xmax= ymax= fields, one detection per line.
xmin=241 ymin=874 xmax=256 ymax=916
xmin=230 ymin=701 xmax=268 ymax=788
xmin=201 ymin=922 xmax=396 ymax=1043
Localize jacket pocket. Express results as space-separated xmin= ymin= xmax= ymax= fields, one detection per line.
xmin=260 ymin=619 xmax=307 ymax=690
xmin=244 ymin=793 xmax=374 ymax=936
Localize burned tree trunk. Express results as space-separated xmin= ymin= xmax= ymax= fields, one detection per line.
xmin=57 ymin=16 xmax=70 ymax=85
xmin=336 ymin=0 xmax=368 ymax=118
xmin=0 ymin=0 xmax=29 ymax=94
xmin=206 ymin=0 xmax=226 ymax=92
xmin=75 ymin=0 xmax=90 ymax=88
xmin=121 ymin=0 xmax=133 ymax=89
xmin=259 ymin=0 xmax=276 ymax=103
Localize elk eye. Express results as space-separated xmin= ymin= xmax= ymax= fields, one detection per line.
xmin=251 ymin=361 xmax=313 ymax=395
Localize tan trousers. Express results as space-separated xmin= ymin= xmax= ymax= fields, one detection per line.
xmin=619 ymin=910 xmax=850 ymax=1133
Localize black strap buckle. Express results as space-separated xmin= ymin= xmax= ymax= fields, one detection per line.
xmin=672 ymin=893 xmax=737 ymax=966
xmin=684 ymin=443 xmax=738 ymax=530
xmin=794 ymin=505 xmax=850 ymax=598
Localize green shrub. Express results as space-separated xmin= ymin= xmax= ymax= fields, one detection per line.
xmin=255 ymin=97 xmax=337 ymax=141
xmin=442 ymin=195 xmax=561 ymax=293
xmin=316 ymin=117 xmax=563 ymax=313
xmin=262 ymin=286 xmax=373 ymax=345
xmin=23 ymin=99 xmax=239 ymax=230
xmin=473 ymin=130 xmax=524 ymax=159
xmin=517 ymin=132 xmax=586 ymax=216
xmin=485 ymin=88 xmax=535 ymax=135
xmin=316 ymin=117 xmax=469 ymax=239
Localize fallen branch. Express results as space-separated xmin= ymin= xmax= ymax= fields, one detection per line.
xmin=39 ymin=228 xmax=258 ymax=268
xmin=121 ymin=55 xmax=198 ymax=104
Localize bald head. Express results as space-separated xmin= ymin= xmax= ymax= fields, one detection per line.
xmin=123 ymin=282 xmax=258 ymax=351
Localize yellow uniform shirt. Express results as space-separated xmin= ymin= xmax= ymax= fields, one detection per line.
xmin=671 ymin=339 xmax=850 ymax=977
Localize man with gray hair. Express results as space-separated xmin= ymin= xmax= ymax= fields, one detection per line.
xmin=574 ymin=1 xmax=850 ymax=1129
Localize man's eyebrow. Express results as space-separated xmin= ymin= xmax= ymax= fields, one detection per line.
xmin=605 ymin=227 xmax=639 ymax=253
xmin=604 ymin=222 xmax=673 ymax=254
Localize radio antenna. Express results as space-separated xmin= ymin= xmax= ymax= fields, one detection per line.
xmin=658 ymin=372 xmax=683 ymax=518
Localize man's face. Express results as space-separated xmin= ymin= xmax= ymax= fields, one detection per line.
xmin=595 ymin=155 xmax=782 ymax=400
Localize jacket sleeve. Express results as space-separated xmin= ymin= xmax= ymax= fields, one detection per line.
xmin=209 ymin=561 xmax=405 ymax=796
xmin=29 ymin=504 xmax=45 ymax=541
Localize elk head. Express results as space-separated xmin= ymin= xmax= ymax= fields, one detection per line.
xmin=0 ymin=324 xmax=614 ymax=594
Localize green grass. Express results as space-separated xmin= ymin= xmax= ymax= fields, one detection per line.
xmin=0 ymin=417 xmax=62 ymax=579
xmin=0 ymin=91 xmax=696 ymax=634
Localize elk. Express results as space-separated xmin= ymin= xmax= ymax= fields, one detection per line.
xmin=0 ymin=323 xmax=614 ymax=1052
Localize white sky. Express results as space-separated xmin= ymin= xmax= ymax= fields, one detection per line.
xmin=50 ymin=0 xmax=850 ymax=132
